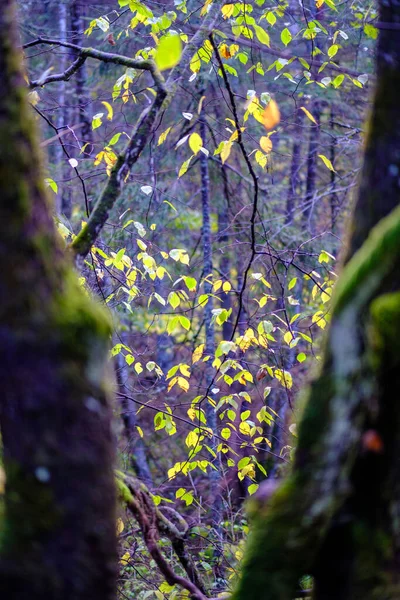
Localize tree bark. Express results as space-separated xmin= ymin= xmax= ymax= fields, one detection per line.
xmin=0 ymin=2 xmax=117 ymax=598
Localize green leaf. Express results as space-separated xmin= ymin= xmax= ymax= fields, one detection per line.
xmin=253 ymin=24 xmax=270 ymax=47
xmin=92 ymin=112 xmax=103 ymax=130
xmin=184 ymin=276 xmax=197 ymax=291
xmin=44 ymin=178 xmax=58 ymax=193
xmin=297 ymin=353 xmax=307 ymax=363
xmin=179 ymin=315 xmax=191 ymax=330
xmin=332 ymin=74 xmax=344 ymax=88
xmin=168 ymin=292 xmax=180 ymax=309
xmin=364 ymin=23 xmax=378 ymax=39
xmin=281 ymin=28 xmax=292 ymax=46
xmin=154 ymin=34 xmax=182 ymax=71
xmin=327 ymin=44 xmax=339 ymax=59
xmin=265 ymin=12 xmax=276 ymax=25
xmin=125 ymin=354 xmax=135 ymax=365
xmin=248 ymin=483 xmax=259 ymax=495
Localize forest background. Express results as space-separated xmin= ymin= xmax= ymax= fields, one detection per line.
xmin=0 ymin=0 xmax=383 ymax=598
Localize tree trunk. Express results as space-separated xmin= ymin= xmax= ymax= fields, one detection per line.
xmin=286 ymin=107 xmax=304 ymax=224
xmin=70 ymin=0 xmax=92 ymax=146
xmin=0 ymin=2 xmax=117 ymax=598
xmin=231 ymin=1 xmax=400 ymax=599
xmin=302 ymin=102 xmax=321 ymax=234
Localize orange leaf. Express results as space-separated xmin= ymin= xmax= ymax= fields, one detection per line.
xmin=261 ymin=99 xmax=280 ymax=130
xmin=362 ymin=430 xmax=384 ymax=454
xmin=220 ymin=44 xmax=232 ymax=59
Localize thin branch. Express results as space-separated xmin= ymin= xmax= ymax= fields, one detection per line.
xmin=209 ymin=34 xmax=259 ymax=340
xmin=25 ymin=38 xmax=167 ymax=93
xmin=116 ymin=472 xmax=207 ymax=600
xmin=69 ymin=1 xmax=224 ymax=262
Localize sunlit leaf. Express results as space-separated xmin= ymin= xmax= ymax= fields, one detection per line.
xmin=188 ymin=132 xmax=203 ymax=155
xmin=300 ymin=106 xmax=318 ymax=125
xmin=318 ymin=154 xmax=336 ymax=172
xmin=154 ymin=34 xmax=182 ymax=71
xmin=261 ymin=99 xmax=280 ymax=130
xmin=259 ymin=136 xmax=273 ymax=153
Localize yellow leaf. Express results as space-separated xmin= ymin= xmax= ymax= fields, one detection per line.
xmin=201 ymin=0 xmax=212 ymax=16
xmin=135 ymin=362 xmax=143 ymax=374
xmin=239 ymin=421 xmax=251 ymax=436
xmin=116 ymin=518 xmax=124 ymax=535
xmin=177 ymin=376 xmax=190 ymax=392
xmin=157 ymin=126 xmax=171 ymax=146
xmin=221 ymin=427 xmax=231 ymax=440
xmin=168 ymin=376 xmax=178 ymax=392
xmin=190 ymin=51 xmax=201 ymax=73
xmin=186 ymin=430 xmax=200 ymax=447
xmin=179 ymin=364 xmax=191 ymax=377
xmin=274 ymin=368 xmax=293 ymax=389
xmin=192 ymin=344 xmax=204 ymax=364
xmin=260 ymin=136 xmax=273 ymax=153
xmin=221 ymin=3 xmax=234 ymax=19
xmin=261 ymin=99 xmax=281 ymax=130
xmin=101 ymin=101 xmax=113 ymax=121
xmin=221 ymin=141 xmax=232 ymax=164
xmin=300 ymin=106 xmax=318 ymax=125
xmin=318 ymin=154 xmax=336 ymax=172
xmin=154 ymin=34 xmax=182 ymax=71
xmin=213 ymin=279 xmax=222 ymax=292
xmin=255 ymin=150 xmax=267 ymax=168
xmin=222 ymin=281 xmax=231 ymax=292
xmin=179 ymin=157 xmax=191 ymax=177
xmin=283 ymin=331 xmax=294 ymax=345
xmin=189 ymin=132 xmax=203 ymax=155
xmin=136 ymin=426 xmax=144 ymax=438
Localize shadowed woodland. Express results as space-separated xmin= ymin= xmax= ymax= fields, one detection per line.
xmin=1 ymin=0 xmax=400 ymax=598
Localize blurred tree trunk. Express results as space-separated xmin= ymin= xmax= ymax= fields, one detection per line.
xmin=232 ymin=1 xmax=400 ymax=599
xmin=286 ymin=107 xmax=304 ymax=224
xmin=302 ymin=101 xmax=320 ymax=233
xmin=0 ymin=2 xmax=117 ymax=598
xmin=116 ymin=344 xmax=153 ymax=486
xmin=70 ymin=0 xmax=92 ymax=146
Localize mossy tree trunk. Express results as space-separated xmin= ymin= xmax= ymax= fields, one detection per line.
xmin=232 ymin=2 xmax=400 ymax=599
xmin=0 ymin=1 xmax=117 ymax=598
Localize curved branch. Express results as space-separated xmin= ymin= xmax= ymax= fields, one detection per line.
xmin=116 ymin=472 xmax=207 ymax=599
xmin=25 ymin=37 xmax=167 ymax=93
xmin=69 ymin=1 xmax=224 ymax=261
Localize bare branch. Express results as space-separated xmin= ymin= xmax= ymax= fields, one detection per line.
xmin=70 ymin=1 xmax=225 ymax=262
xmin=116 ymin=472 xmax=207 ymax=600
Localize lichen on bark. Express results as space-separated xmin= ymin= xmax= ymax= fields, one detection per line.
xmin=0 ymin=1 xmax=117 ymax=598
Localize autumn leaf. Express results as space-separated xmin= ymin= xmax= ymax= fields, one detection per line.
xmin=318 ymin=154 xmax=336 ymax=172
xmin=260 ymin=136 xmax=273 ymax=153
xmin=261 ymin=99 xmax=281 ymax=130
xmin=300 ymin=106 xmax=318 ymax=125
xmin=220 ymin=44 xmax=232 ymax=59
xmin=188 ymin=132 xmax=203 ymax=154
